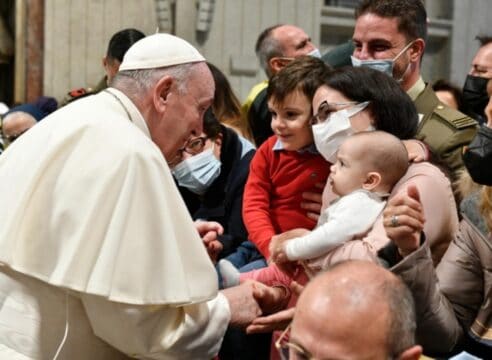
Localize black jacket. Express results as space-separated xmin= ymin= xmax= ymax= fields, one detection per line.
xmin=178 ymin=126 xmax=255 ymax=257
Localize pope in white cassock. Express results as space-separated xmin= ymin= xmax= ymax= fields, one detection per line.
xmin=0 ymin=34 xmax=283 ymax=359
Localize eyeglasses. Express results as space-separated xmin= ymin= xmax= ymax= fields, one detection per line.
xmin=1 ymin=128 xmax=30 ymax=144
xmin=276 ymin=323 xmax=318 ymax=360
xmin=312 ymin=101 xmax=359 ymax=124
xmin=276 ymin=322 xmax=402 ymax=360
xmin=179 ymin=136 xmax=208 ymax=155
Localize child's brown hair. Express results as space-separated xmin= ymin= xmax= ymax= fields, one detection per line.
xmin=266 ymin=56 xmax=331 ymax=112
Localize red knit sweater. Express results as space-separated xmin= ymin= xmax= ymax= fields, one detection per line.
xmin=243 ymin=136 xmax=330 ymax=258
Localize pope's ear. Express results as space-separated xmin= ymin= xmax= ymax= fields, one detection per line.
xmin=153 ymin=75 xmax=174 ymax=112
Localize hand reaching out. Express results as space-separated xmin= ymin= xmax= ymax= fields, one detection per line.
xmin=246 ymin=281 xmax=304 ymax=334
xmin=383 ymin=185 xmax=425 ymax=257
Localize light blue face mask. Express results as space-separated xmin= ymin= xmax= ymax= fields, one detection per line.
xmin=350 ymin=41 xmax=414 ymax=79
xmin=172 ymin=146 xmax=221 ymax=195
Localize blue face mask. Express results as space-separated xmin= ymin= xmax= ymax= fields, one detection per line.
xmin=172 ymin=146 xmax=221 ymax=195
xmin=351 ymin=41 xmax=414 ymax=80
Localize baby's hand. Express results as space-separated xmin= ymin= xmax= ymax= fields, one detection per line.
xmin=271 ymin=244 xmax=288 ymax=264
xmin=269 ymin=228 xmax=310 ymax=257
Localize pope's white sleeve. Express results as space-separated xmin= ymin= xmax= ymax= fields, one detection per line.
xmin=81 ymin=292 xmax=230 ymax=360
xmin=284 ymin=192 xmax=385 ymax=261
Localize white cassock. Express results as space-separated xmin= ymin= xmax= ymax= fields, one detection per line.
xmin=0 ymin=88 xmax=230 ymax=359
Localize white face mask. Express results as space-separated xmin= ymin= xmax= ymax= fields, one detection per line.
xmin=351 ymin=41 xmax=414 ymax=80
xmin=312 ymin=102 xmax=370 ymax=163
xmin=172 ymin=147 xmax=221 ymax=195
xmin=307 ymin=47 xmax=322 ymax=59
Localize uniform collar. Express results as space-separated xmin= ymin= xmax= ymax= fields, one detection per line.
xmin=406 ymin=76 xmax=426 ymax=101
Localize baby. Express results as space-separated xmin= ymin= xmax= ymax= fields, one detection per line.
xmin=220 ymin=131 xmax=409 ymax=285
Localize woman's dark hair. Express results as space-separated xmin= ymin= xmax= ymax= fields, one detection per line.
xmin=207 ymin=62 xmax=242 ymax=121
xmin=323 ymin=66 xmax=418 ymax=139
xmin=206 ymin=62 xmax=252 ymax=140
xmin=107 ymin=28 xmax=145 ymax=63
xmin=203 ymin=108 xmax=223 ymax=140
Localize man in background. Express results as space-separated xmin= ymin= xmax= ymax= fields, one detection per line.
xmin=243 ymin=24 xmax=320 ymax=147
xmin=61 ymin=28 xmax=145 ymax=105
xmin=351 ymin=0 xmax=477 ymax=182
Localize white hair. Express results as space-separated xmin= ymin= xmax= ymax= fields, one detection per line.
xmin=111 ymin=62 xmax=197 ymax=98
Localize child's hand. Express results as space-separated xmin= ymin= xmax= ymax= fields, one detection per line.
xmin=269 ymin=228 xmax=310 ymax=258
xmin=271 ymin=243 xmax=288 ymax=264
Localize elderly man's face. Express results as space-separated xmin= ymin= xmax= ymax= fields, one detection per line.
xmin=274 ymin=25 xmax=316 ymax=58
xmin=152 ymin=62 xmax=215 ymax=164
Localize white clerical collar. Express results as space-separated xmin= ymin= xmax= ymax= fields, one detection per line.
xmin=104 ymin=88 xmax=151 ymax=139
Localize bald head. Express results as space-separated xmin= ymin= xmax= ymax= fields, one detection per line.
xmin=2 ymin=112 xmax=37 ymax=144
xmin=290 ymin=260 xmax=421 ymax=360
xmin=255 ymin=24 xmax=317 ymax=78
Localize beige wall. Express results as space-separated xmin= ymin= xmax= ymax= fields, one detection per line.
xmin=44 ymin=0 xmax=158 ymax=100
xmin=43 ymin=0 xmax=322 ymax=102
xmin=176 ymin=0 xmax=322 ymax=101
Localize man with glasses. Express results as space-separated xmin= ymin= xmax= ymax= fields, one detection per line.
xmin=351 ymin=0 xmax=477 ymax=183
xmin=276 ymin=260 xmax=422 ymax=360
xmin=462 ymin=35 xmax=492 ymax=124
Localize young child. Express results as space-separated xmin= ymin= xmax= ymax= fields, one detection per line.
xmin=220 ymin=131 xmax=409 ymax=286
xmin=219 ymin=57 xmax=331 ymax=275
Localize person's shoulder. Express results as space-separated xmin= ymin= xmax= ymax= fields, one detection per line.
xmin=59 ymin=77 xmax=108 ymax=107
xmin=246 ymin=81 xmax=269 ymax=102
xmin=394 ymin=162 xmax=451 ymax=192
xmin=418 ymin=85 xmax=477 ymax=131
xmin=431 ymin=104 xmax=477 ymax=131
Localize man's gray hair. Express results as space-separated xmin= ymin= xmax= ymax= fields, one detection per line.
xmin=111 ymin=62 xmax=195 ymax=99
xmin=255 ymin=24 xmax=284 ymax=78
xmin=383 ymin=278 xmax=417 ymax=358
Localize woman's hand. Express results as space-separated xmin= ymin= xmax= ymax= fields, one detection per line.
xmin=485 ymin=93 xmax=492 ymax=128
xmin=383 ymin=185 xmax=425 ymax=257
xmin=301 ymin=182 xmax=325 ymax=221
xmin=402 ymin=139 xmax=428 ymax=163
xmin=195 ymin=220 xmax=224 ymax=262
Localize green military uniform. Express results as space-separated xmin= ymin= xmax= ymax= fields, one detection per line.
xmin=413 ymin=81 xmax=477 ymax=181
xmin=59 ymin=76 xmax=108 ymax=107
xmin=321 ymin=40 xmax=354 ymax=68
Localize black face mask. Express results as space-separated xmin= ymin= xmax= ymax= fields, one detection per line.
xmin=462 ymin=75 xmax=489 ymax=120
xmin=463 ymin=125 xmax=492 ymax=186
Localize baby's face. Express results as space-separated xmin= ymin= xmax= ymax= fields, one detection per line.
xmin=268 ymin=90 xmax=314 ymax=151
xmin=329 ymin=141 xmax=369 ymax=196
